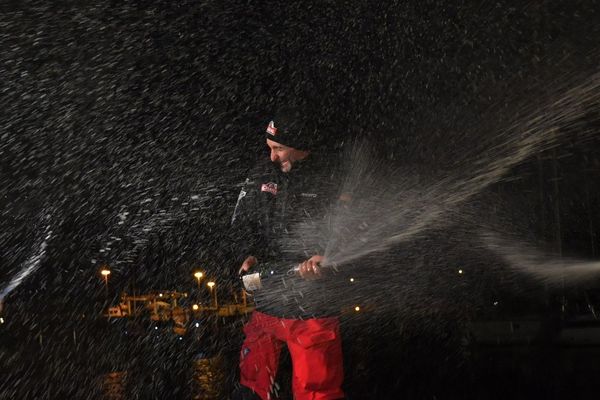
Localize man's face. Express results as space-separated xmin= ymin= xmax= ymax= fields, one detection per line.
xmin=266 ymin=139 xmax=308 ymax=173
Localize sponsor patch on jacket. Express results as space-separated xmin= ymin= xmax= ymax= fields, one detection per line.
xmin=261 ymin=182 xmax=278 ymax=195
xmin=300 ymin=192 xmax=318 ymax=198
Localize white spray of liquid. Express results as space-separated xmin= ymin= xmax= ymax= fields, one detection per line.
xmin=482 ymin=232 xmax=600 ymax=286
xmin=0 ymin=225 xmax=52 ymax=309
xmin=322 ymin=71 xmax=600 ymax=268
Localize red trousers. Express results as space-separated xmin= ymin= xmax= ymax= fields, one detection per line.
xmin=239 ymin=311 xmax=344 ymax=400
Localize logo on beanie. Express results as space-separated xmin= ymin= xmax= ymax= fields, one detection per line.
xmin=266 ymin=121 xmax=278 ymax=136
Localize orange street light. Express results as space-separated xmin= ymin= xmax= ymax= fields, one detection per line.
xmin=100 ymin=267 xmax=111 ymax=298
xmin=207 ymin=281 xmax=217 ymax=308
xmin=192 ymin=304 xmax=199 ymax=311
xmin=193 ymin=271 xmax=204 ymax=288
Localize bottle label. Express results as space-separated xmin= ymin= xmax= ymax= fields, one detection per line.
xmin=242 ymin=272 xmax=262 ymax=291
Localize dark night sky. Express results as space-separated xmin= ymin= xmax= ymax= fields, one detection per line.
xmin=1 ymin=0 xmax=599 ymax=335
xmin=3 ymin=2 xmax=600 ymax=399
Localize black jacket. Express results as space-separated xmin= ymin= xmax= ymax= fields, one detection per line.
xmin=231 ymin=153 xmax=344 ymax=318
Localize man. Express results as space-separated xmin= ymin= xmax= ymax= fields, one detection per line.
xmin=231 ymin=106 xmax=345 ymax=400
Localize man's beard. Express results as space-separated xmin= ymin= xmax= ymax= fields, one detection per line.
xmin=279 ymin=160 xmax=292 ymax=173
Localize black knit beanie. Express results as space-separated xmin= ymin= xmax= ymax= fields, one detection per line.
xmin=264 ymin=106 xmax=321 ymax=151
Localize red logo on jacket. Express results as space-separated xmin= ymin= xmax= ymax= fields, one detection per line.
xmin=261 ymin=182 xmax=278 ymax=195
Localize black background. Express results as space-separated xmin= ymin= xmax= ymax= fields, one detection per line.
xmin=1 ymin=1 xmax=600 ymax=398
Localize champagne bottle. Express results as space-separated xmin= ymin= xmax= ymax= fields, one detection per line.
xmin=239 ymin=264 xmax=277 ymax=291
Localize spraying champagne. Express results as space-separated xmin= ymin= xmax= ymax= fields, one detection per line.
xmin=240 ymin=257 xmax=333 ymax=292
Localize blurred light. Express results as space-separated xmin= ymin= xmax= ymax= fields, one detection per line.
xmin=458 ymin=269 xmax=463 ymax=275
xmin=100 ymin=269 xmax=111 ymax=276
xmin=493 ymin=301 xmax=499 ymax=306
xmin=0 ymin=317 xmax=4 ymax=324
xmin=194 ymin=271 xmax=204 ymax=279
xmin=207 ymin=281 xmax=215 ymax=289
xmin=354 ymin=306 xmax=360 ymax=312
xmin=159 ymin=293 xmax=163 ymax=297
xmin=195 ymin=322 xmax=200 ymax=328
xmin=179 ymin=337 xmax=183 ymax=340
xmin=192 ymin=304 xmax=199 ymax=311
xmin=154 ymin=326 xmax=158 ymax=330
xmin=350 ymin=278 xmax=355 ymax=283
xmin=270 ymin=271 xmax=274 ymax=275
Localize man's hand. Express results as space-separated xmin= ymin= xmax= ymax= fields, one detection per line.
xmin=238 ymin=256 xmax=257 ymax=275
xmin=297 ymin=255 xmax=325 ymax=280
